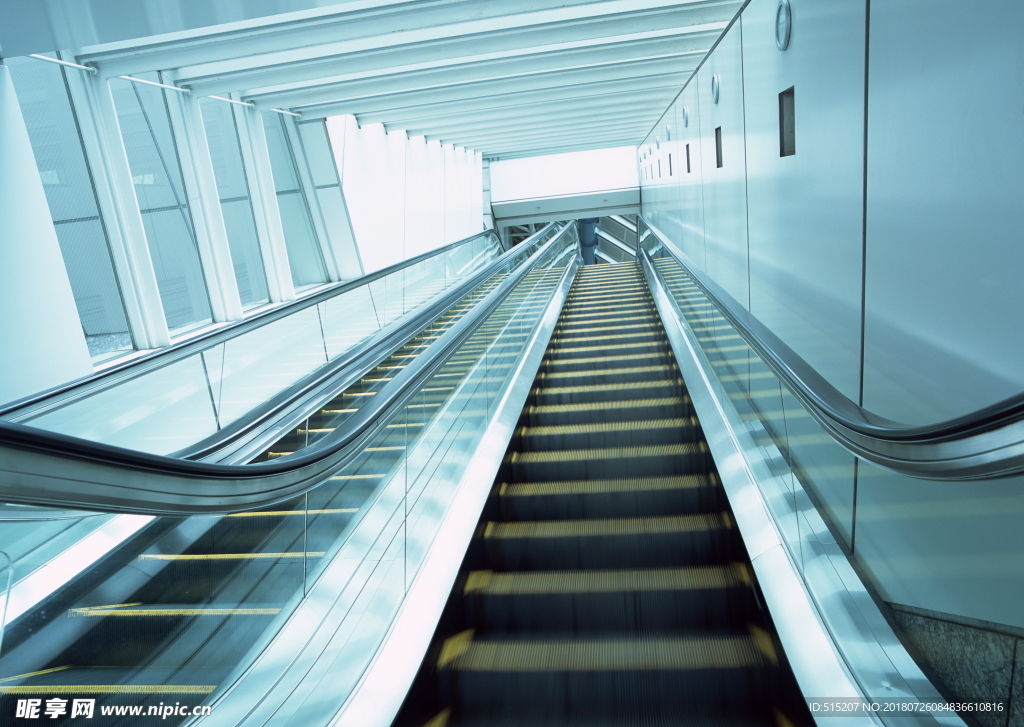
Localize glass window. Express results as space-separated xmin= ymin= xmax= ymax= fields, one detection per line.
xmin=262 ymin=113 xmax=328 ymax=289
xmin=110 ymin=74 xmax=213 ymax=334
xmin=6 ymin=55 xmax=135 ymax=363
xmin=199 ymin=98 xmax=270 ymax=309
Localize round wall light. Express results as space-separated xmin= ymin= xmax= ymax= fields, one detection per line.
xmin=776 ymin=0 xmax=792 ymax=50
xmin=711 ymin=73 xmax=720 ymax=104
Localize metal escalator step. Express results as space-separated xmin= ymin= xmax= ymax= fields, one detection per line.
xmin=441 ymin=632 xmax=763 ymax=672
xmin=532 ymin=379 xmax=685 ymax=405
xmin=520 ymin=417 xmax=696 ymax=437
xmin=497 ymin=473 xmax=718 ymax=519
xmin=565 ymin=294 xmax=650 ymax=305
xmin=566 ymin=288 xmax=648 ymax=299
xmin=462 ymin=566 xmax=753 ymax=631
xmin=500 ymin=474 xmax=711 ymax=497
xmin=538 ymin=364 xmax=676 ymax=383
xmin=439 ymin=632 xmax=773 ymax=715
xmin=553 ymin=322 xmax=661 ymax=336
xmin=465 ymin=564 xmax=750 ymax=595
xmin=556 ymin=311 xmax=659 ymax=326
xmin=516 ymin=417 xmax=700 ymax=450
xmin=542 ymin=340 xmax=668 ymax=359
xmin=541 ymin=352 xmax=672 ymax=373
xmin=558 ymin=304 xmax=652 ymax=319
xmin=509 ymin=441 xmax=707 ymax=480
xmin=548 ymin=330 xmax=667 ymax=347
xmin=484 ymin=513 xmax=731 ymax=540
xmin=526 ymin=397 xmax=689 ymax=423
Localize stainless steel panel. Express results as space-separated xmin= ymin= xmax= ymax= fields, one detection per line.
xmin=854 ymin=464 xmax=1024 ymax=631
xmin=742 ymin=0 xmax=866 ymax=403
xmin=863 ymin=0 xmax=1024 ymax=424
xmin=696 ymin=24 xmax=750 ymax=309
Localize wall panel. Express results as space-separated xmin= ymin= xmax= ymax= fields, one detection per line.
xmin=695 ymin=24 xmax=749 ymax=309
xmin=862 ymin=0 xmax=1024 ymax=424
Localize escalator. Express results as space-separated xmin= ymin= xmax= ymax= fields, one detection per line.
xmin=0 ymin=231 xmax=572 ymax=722
xmin=2 ymin=220 xmax=978 ymax=725
xmin=397 ymin=261 xmax=810 ymax=727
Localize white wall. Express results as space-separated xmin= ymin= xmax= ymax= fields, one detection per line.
xmin=640 ymin=0 xmax=1024 ymax=632
xmin=0 ymin=65 xmax=93 ymax=406
xmin=326 ymin=115 xmax=485 ymax=273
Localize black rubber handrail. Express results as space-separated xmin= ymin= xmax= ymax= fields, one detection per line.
xmin=0 ymin=223 xmax=575 ymax=513
xmin=0 ymin=229 xmax=502 ymax=420
xmin=640 ymin=218 xmax=1024 ymax=480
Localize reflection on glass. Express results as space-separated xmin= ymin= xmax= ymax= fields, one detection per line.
xmin=6 ymin=56 xmax=135 ymax=362
xmin=111 ymin=74 xmax=213 ymax=333
xmin=20 ymin=228 xmax=505 ymax=453
xmin=262 ymin=113 xmax=328 ymax=288
xmin=199 ymin=99 xmax=270 ymax=309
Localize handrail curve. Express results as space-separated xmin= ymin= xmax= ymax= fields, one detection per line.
xmin=640 ymin=218 xmax=1024 ymax=480
xmin=0 ymin=224 xmax=574 ymax=514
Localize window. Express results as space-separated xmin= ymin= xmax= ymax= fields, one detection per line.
xmin=199 ymin=99 xmax=270 ymax=309
xmin=7 ymin=56 xmax=135 ymax=361
xmin=779 ymin=86 xmax=796 ymax=157
xmin=262 ymin=113 xmax=329 ymax=289
xmin=111 ymin=74 xmax=213 ymax=334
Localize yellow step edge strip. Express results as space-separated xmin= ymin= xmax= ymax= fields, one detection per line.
xmin=69 ymin=606 xmax=282 ymax=617
xmin=138 ymin=552 xmax=325 ymax=561
xmin=0 ymin=685 xmax=216 ymax=695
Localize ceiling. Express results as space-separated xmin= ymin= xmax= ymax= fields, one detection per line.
xmin=4 ymin=0 xmax=740 ymax=159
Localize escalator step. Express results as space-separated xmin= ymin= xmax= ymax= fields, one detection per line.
xmin=552 ymin=322 xmax=662 ymax=337
xmin=531 ymin=379 xmax=686 ymax=406
xmin=524 ymin=396 xmax=691 ymax=426
xmin=497 ymin=474 xmax=717 ymax=519
xmin=540 ymin=352 xmax=672 ymax=373
xmin=516 ymin=417 xmax=700 ymax=450
xmin=547 ymin=330 xmax=667 ymax=347
xmin=541 ymin=340 xmax=669 ymax=361
xmin=483 ymin=513 xmax=733 ymax=569
xmin=439 ymin=631 xmax=774 ymax=715
xmin=509 ymin=442 xmax=708 ymax=479
xmin=463 ymin=564 xmax=753 ymax=631
xmin=536 ymin=365 xmax=677 ymax=387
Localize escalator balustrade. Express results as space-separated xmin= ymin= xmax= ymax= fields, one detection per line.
xmin=0 ymin=265 xmax=566 ymax=724
xmin=399 ymin=261 xmax=810 ymax=727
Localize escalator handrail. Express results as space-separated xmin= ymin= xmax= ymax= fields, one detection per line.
xmin=174 ymin=223 xmax=556 ymax=462
xmin=640 ymin=218 xmax=1024 ymax=480
xmin=0 ymin=228 xmax=503 ymax=420
xmin=0 ymin=223 xmax=576 ymax=513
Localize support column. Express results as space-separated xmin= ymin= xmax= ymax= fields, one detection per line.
xmin=0 ymin=63 xmax=92 ymax=404
xmin=243 ymin=107 xmax=295 ymax=302
xmin=172 ymin=90 xmax=244 ymax=322
xmin=69 ymin=68 xmax=171 ymax=349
